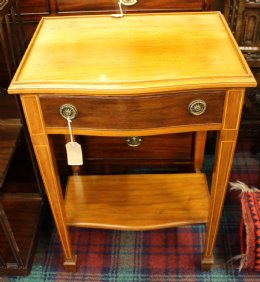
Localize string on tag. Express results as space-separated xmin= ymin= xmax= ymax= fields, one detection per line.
xmin=111 ymin=1 xmax=138 ymax=18
xmin=111 ymin=1 xmax=124 ymax=18
xmin=65 ymin=117 xmax=83 ymax=166
xmin=67 ymin=118 xmax=74 ymax=145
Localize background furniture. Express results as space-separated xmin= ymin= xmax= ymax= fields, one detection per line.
xmin=0 ymin=0 xmax=44 ymax=275
xmin=8 ymin=12 xmax=256 ymax=271
xmin=224 ymin=0 xmax=260 ymax=148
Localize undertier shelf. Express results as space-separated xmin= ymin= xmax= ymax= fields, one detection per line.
xmin=64 ymin=173 xmax=210 ymax=230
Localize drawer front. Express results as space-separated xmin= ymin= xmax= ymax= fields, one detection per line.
xmin=53 ymin=133 xmax=194 ymax=175
xmin=81 ymin=133 xmax=193 ymax=160
xmin=53 ymin=133 xmax=193 ymax=160
xmin=40 ymin=91 xmax=226 ymax=131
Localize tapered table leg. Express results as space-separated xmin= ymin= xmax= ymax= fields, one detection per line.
xmin=21 ymin=95 xmax=77 ymax=271
xmin=202 ymin=89 xmax=245 ymax=269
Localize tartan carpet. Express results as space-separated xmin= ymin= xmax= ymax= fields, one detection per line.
xmin=5 ymin=136 xmax=260 ymax=282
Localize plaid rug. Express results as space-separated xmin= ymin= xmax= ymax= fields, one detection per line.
xmin=5 ymin=136 xmax=260 ymax=282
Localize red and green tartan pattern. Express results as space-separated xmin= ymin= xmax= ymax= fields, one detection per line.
xmin=44 ymin=226 xmax=208 ymax=281
xmin=16 ymin=218 xmax=259 ymax=282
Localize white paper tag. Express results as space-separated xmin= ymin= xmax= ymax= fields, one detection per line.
xmin=65 ymin=142 xmax=83 ymax=166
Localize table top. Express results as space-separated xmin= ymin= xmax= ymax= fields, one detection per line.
xmin=8 ymin=12 xmax=256 ymax=95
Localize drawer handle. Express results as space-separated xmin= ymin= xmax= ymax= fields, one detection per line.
xmin=59 ymin=104 xmax=78 ymax=120
xmin=188 ymin=100 xmax=207 ymax=116
xmin=126 ymin=136 xmax=143 ymax=147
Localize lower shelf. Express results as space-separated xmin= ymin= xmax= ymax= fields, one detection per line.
xmin=65 ymin=173 xmax=210 ymax=230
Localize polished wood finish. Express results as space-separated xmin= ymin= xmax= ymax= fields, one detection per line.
xmin=63 ymin=133 xmax=199 ymax=175
xmin=202 ymin=88 xmax=245 ymax=267
xmin=8 ymin=13 xmax=254 ymax=95
xmin=65 ymin=174 xmax=209 ymax=230
xmin=82 ymin=134 xmax=193 ymax=160
xmin=52 ymin=133 xmax=195 ymax=175
xmin=8 ymin=12 xmax=256 ymax=271
xmin=40 ymin=91 xmax=225 ymax=131
xmin=20 ymin=94 xmax=77 ymax=270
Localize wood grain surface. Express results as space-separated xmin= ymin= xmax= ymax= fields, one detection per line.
xmin=40 ymin=91 xmax=225 ymax=131
xmin=8 ymin=12 xmax=256 ymax=95
xmin=64 ymin=173 xmax=209 ymax=230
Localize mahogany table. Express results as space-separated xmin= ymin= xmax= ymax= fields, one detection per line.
xmin=8 ymin=12 xmax=256 ymax=271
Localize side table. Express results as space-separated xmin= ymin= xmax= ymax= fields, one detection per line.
xmin=8 ymin=12 xmax=256 ymax=271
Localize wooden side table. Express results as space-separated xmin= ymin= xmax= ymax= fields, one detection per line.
xmin=8 ymin=12 xmax=256 ymax=271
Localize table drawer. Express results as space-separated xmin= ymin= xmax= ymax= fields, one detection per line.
xmin=53 ymin=133 xmax=195 ymax=175
xmin=40 ymin=91 xmax=225 ymax=131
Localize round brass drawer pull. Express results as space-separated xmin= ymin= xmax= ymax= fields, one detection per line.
xmin=59 ymin=104 xmax=78 ymax=120
xmin=126 ymin=136 xmax=143 ymax=147
xmin=188 ymin=99 xmax=207 ymax=116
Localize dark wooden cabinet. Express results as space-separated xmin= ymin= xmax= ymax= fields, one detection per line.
xmin=224 ymin=0 xmax=260 ymax=138
xmin=224 ymin=0 xmax=260 ymax=70
xmin=55 ymin=0 xmax=205 ymax=13
xmin=0 ymin=0 xmax=44 ymax=275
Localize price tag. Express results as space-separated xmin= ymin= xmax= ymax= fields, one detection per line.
xmin=65 ymin=118 xmax=83 ymax=166
xmin=65 ymin=142 xmax=83 ymax=165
